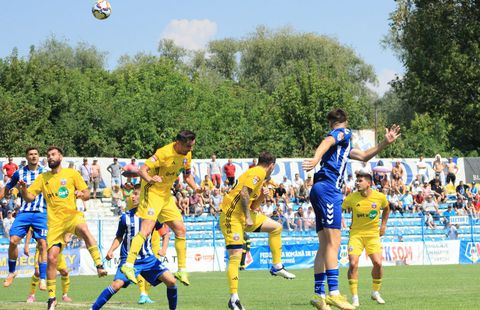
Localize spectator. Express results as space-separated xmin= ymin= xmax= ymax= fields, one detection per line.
xmin=261 ymin=199 xmax=275 ymax=217
xmin=304 ymin=174 xmax=313 ymax=190
xmin=293 ymin=173 xmax=304 ymax=192
xmin=296 ymin=185 xmax=308 ymax=204
xmin=422 ymin=194 xmax=440 ymax=220
xmin=111 ymin=185 xmax=124 ymax=215
xmin=270 ymin=209 xmax=283 ymax=225
xmin=207 ymin=154 xmax=222 ymax=189
xmin=274 ymin=183 xmax=289 ymax=206
xmin=305 ymin=206 xmax=316 ymax=230
xmin=189 ymin=191 xmax=204 ymax=217
xmin=387 ymin=189 xmax=403 ymax=215
xmin=400 ymin=190 xmax=414 ymax=213
xmin=473 ymin=195 xmax=480 ymax=218
xmin=18 ymin=160 xmax=27 ymax=170
xmin=456 ymin=181 xmax=469 ymax=200
xmin=223 ymin=159 xmax=236 ymax=187
xmin=452 ymin=196 xmax=466 ymax=215
xmin=40 ymin=158 xmax=49 ymax=171
xmin=433 ymin=154 xmax=445 ymax=185
xmin=248 ymin=158 xmax=257 ymax=168
xmin=79 ymin=158 xmax=92 ymax=188
xmin=295 ymin=207 xmax=306 ymax=231
xmin=284 ymin=207 xmax=298 ymax=231
xmin=441 ymin=205 xmax=456 ymax=228
xmin=178 ymin=191 xmax=190 ymax=216
xmin=122 ymin=181 xmax=135 ymax=198
xmin=446 ymin=223 xmax=459 ymax=240
xmin=200 ymin=175 xmax=215 ymax=191
xmin=391 ymin=160 xmax=404 ymax=191
xmin=343 ymin=174 xmax=355 ymax=195
xmin=424 ymin=211 xmax=436 ymax=229
xmin=2 ymin=210 xmax=14 ymax=238
xmin=281 ymin=175 xmax=293 ymax=190
xmin=123 ymin=157 xmax=139 ymax=184
xmin=91 ymin=158 xmax=102 ymax=199
xmin=2 ymin=157 xmax=18 ymax=183
xmin=445 ymin=157 xmax=458 ymax=185
xmin=431 ymin=178 xmax=445 ymax=202
xmin=107 ymin=157 xmax=123 ymax=187
xmin=209 ymin=188 xmax=223 ymax=217
xmin=416 ymin=155 xmax=428 ymax=184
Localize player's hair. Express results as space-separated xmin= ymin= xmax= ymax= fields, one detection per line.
xmin=258 ymin=151 xmax=276 ymax=166
xmin=176 ymin=130 xmax=196 ymax=143
xmin=47 ymin=146 xmax=64 ymax=155
xmin=25 ymin=146 xmax=39 ymax=155
xmin=134 ymin=183 xmax=141 ymax=189
xmin=327 ymin=108 xmax=348 ymax=124
xmin=356 ymin=172 xmax=372 ymax=183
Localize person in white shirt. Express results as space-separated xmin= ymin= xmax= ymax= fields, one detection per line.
xmin=416 ymin=155 xmax=428 ymax=184
xmin=3 ymin=210 xmax=14 ymax=238
xmin=261 ymin=200 xmax=275 ymax=217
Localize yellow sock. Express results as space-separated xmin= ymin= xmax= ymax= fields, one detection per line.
xmin=30 ymin=275 xmax=39 ymax=295
xmin=47 ymin=279 xmax=56 ymax=299
xmin=372 ymin=278 xmax=382 ymax=292
xmin=61 ymin=275 xmax=70 ymax=295
xmin=349 ymin=279 xmax=359 ymax=296
xmin=145 ymin=282 xmax=151 ymax=295
xmin=138 ymin=275 xmax=146 ymax=295
xmin=175 ymin=236 xmax=187 ymax=270
xmin=87 ymin=246 xmax=102 ymax=266
xmin=268 ymin=226 xmax=282 ymax=265
xmin=126 ymin=234 xmax=146 ymax=265
xmin=227 ymin=254 xmax=241 ymax=294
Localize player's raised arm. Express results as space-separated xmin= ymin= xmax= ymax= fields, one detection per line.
xmin=302 ymin=136 xmax=336 ymax=172
xmin=349 ymin=125 xmax=401 ymax=162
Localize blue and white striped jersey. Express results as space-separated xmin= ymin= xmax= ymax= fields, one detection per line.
xmin=314 ymin=127 xmax=352 ymax=189
xmin=6 ymin=165 xmax=47 ymax=213
xmin=116 ymin=208 xmax=163 ymax=261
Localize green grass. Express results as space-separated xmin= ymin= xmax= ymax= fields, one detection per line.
xmin=1 ymin=264 xmax=479 ymax=309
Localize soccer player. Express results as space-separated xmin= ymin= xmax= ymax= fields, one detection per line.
xmin=18 ymin=146 xmax=107 ymax=310
xmin=302 ymin=109 xmax=400 ymax=310
xmin=24 ymin=230 xmax=73 ymax=303
xmin=220 ymin=151 xmax=295 ymax=310
xmin=0 ymin=147 xmax=48 ymax=290
xmin=91 ymin=184 xmax=177 ymax=310
xmin=121 ymin=130 xmax=201 ymax=286
xmin=342 ymin=171 xmax=390 ymax=307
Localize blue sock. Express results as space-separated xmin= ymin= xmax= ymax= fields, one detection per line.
xmin=92 ymin=286 xmax=117 ymax=310
xmin=167 ymin=285 xmax=177 ymax=310
xmin=314 ymin=273 xmax=326 ymax=296
xmin=39 ymin=262 xmax=47 ymax=280
xmin=326 ymin=268 xmax=339 ymax=293
xmin=8 ymin=259 xmax=16 ymax=273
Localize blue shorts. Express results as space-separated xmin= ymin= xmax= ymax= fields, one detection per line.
xmin=9 ymin=212 xmax=48 ymax=240
xmin=115 ymin=256 xmax=168 ymax=288
xmin=310 ymin=181 xmax=343 ymax=231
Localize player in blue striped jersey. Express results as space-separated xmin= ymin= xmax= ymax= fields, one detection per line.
xmin=1 ymin=147 xmax=48 ymax=290
xmin=91 ymin=184 xmax=177 ymax=310
xmin=303 ymin=109 xmax=400 ymax=310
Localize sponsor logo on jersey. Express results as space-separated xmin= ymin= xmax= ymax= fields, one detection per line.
xmin=338 ymin=132 xmax=345 ymax=141
xmin=60 ymin=179 xmax=67 ymax=186
xmin=150 ymin=155 xmax=158 ymax=162
xmin=233 ymin=233 xmax=240 ymax=241
xmin=58 ymin=187 xmax=69 ymax=198
xmin=368 ymin=210 xmax=378 ymax=219
xmin=371 ymin=203 xmax=377 ymax=209
xmin=252 ymin=176 xmax=260 ymax=185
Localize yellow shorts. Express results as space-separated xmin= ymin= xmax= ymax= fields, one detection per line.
xmin=137 ymin=192 xmax=182 ymax=223
xmin=220 ymin=210 xmax=267 ymax=247
xmin=348 ymin=234 xmax=382 ymax=256
xmin=34 ymin=249 xmax=67 ymax=272
xmin=47 ymin=212 xmax=85 ymax=249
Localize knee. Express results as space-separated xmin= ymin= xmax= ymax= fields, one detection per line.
xmin=164 ymin=276 xmax=176 ymax=287
xmin=111 ymin=280 xmax=123 ymax=291
xmin=372 ymin=260 xmax=382 ymax=269
xmin=172 ymin=224 xmax=186 ymax=237
xmin=9 ymin=237 xmax=20 ymax=246
xmin=270 ymin=223 xmax=282 ymax=235
xmin=60 ymin=269 xmax=68 ymax=277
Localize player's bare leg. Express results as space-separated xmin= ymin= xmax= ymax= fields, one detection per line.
xmin=75 ymin=224 xmax=107 ymax=277
xmin=260 ymin=218 xmax=295 ymax=279
xmin=348 ymin=255 xmax=360 ymax=307
xmin=4 ymin=235 xmax=22 ymax=287
xmin=166 ymin=220 xmax=190 ymax=286
xmin=369 ymin=253 xmax=385 ymax=304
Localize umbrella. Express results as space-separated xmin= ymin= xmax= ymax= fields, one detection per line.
xmin=122 ymin=170 xmax=139 ymax=178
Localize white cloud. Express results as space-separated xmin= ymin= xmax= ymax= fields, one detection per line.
xmin=367 ymin=69 xmax=401 ymax=96
xmin=161 ymin=19 xmax=217 ymax=51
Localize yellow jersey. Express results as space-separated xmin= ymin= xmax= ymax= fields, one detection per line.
xmin=221 ymin=166 xmax=266 ymax=214
xmin=342 ymin=190 xmax=388 ymax=237
xmin=143 ymin=142 xmax=192 ymax=197
xmin=27 ymin=168 xmax=88 ymax=224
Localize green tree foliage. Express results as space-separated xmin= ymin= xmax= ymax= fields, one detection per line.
xmin=386 ymin=0 xmax=480 ymax=155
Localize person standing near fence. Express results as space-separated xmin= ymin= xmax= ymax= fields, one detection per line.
xmin=342 ymin=171 xmax=390 ymax=307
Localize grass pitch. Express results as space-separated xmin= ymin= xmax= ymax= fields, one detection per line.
xmin=0 ymin=264 xmax=479 ymax=309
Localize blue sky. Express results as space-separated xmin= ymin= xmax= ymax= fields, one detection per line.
xmin=0 ymin=0 xmax=402 ymax=95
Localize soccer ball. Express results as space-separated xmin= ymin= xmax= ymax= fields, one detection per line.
xmin=92 ymin=0 xmax=112 ymax=20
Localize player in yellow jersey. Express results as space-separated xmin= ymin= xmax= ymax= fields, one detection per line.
xmin=220 ymin=151 xmax=295 ymax=310
xmin=24 ymin=230 xmax=72 ymax=303
xmin=121 ymin=130 xmax=202 ymax=287
xmin=342 ymin=171 xmax=390 ymax=307
xmin=18 ymin=146 xmax=107 ymax=310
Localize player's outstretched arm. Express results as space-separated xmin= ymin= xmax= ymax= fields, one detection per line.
xmin=75 ymin=188 xmax=90 ymax=201
xmin=380 ymin=204 xmax=391 ymax=237
xmin=17 ymin=180 xmax=36 ymax=202
xmin=350 ymin=124 xmax=401 ymax=162
xmin=302 ymin=136 xmax=336 ymax=172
